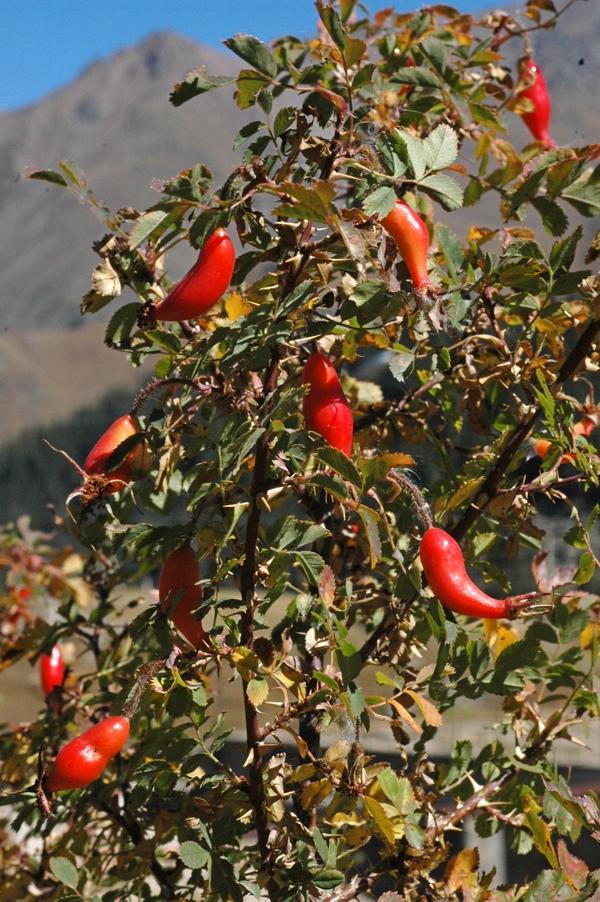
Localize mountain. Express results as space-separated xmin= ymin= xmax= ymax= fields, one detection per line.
xmin=0 ymin=32 xmax=247 ymax=333
xmin=0 ymin=32 xmax=249 ymax=442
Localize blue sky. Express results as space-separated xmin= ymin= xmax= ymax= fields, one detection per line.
xmin=1 ymin=0 xmax=486 ymax=111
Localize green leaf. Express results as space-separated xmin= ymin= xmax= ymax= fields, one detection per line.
xmin=50 ymin=857 xmax=79 ymax=890
xmin=335 ymin=639 xmax=362 ymax=685
xmin=364 ymin=796 xmax=396 ymax=845
xmin=128 ymin=210 xmax=170 ymax=250
xmin=352 ymin=63 xmax=376 ymax=91
xmin=296 ymin=551 xmax=326 ymax=587
xmin=170 ymin=67 xmax=236 ymax=106
xmin=314 ymin=447 xmax=363 ymax=489
xmin=523 ymin=797 xmax=559 ymax=869
xmin=575 ymin=551 xmax=595 ymax=585
xmin=418 ymin=37 xmax=448 ymax=78
xmin=273 ymin=107 xmax=296 ymax=138
xmin=105 ymin=302 xmax=140 ymax=347
xmin=422 ymin=124 xmax=458 ymax=172
xmin=356 ymin=506 xmax=381 ymax=568
xmin=418 ymin=173 xmax=464 ymax=211
xmin=23 ymin=166 xmax=69 ymax=187
xmin=379 ymin=768 xmax=415 ymax=815
xmin=391 ymin=66 xmax=441 ymax=89
xmin=223 ymin=34 xmax=278 ymax=78
xmin=161 ymin=164 xmax=213 ymax=202
xmin=348 ymin=686 xmax=365 ymax=717
xmin=562 ymin=180 xmax=600 ymax=217
xmin=312 ymin=869 xmax=345 ymax=890
xmin=315 ymin=1 xmax=345 ymax=50
xmin=531 ymin=196 xmax=569 ymax=237
xmin=233 ymin=69 xmax=270 ymax=110
xmin=363 ymin=186 xmax=398 ymax=220
xmin=395 ymin=129 xmax=426 ymax=181
xmin=313 ymin=826 xmax=330 ymax=863
xmin=344 ymin=36 xmax=367 ymax=68
xmin=180 ymin=841 xmax=210 ymax=870
xmin=549 ymin=225 xmax=582 ymax=274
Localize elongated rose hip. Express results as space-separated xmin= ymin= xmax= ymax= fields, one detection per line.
xmin=153 ymin=228 xmax=235 ymax=321
xmin=159 ymin=545 xmax=208 ymax=650
xmin=420 ymin=527 xmax=544 ymax=619
xmin=380 ymin=199 xmax=432 ymax=290
xmin=45 ymin=716 xmax=130 ymax=792
xmin=84 ymin=414 xmax=149 ymax=494
xmin=518 ymin=59 xmax=556 ymax=149
xmin=302 ymin=352 xmax=354 ymax=456
xmin=40 ymin=645 xmax=65 ymax=696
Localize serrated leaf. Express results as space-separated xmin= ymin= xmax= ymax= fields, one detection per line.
xmin=170 ymin=67 xmax=236 ymax=106
xmin=247 ymin=677 xmax=269 ymax=708
xmin=422 ymin=124 xmax=458 ymax=172
xmin=344 ymin=36 xmax=367 ymax=67
xmin=389 ymin=349 xmax=414 ymax=383
xmin=418 ymin=173 xmax=464 ymax=211
xmin=105 ymin=302 xmax=139 ymax=346
xmin=418 ymin=36 xmax=448 ymax=78
xmin=91 ymin=258 xmax=121 ymax=298
xmin=352 ymin=63 xmax=376 ymax=91
xmin=575 ymin=552 xmax=595 ymax=585
xmin=523 ymin=796 xmax=559 ymax=869
xmin=313 ymin=826 xmax=330 ymax=863
xmin=403 ymin=689 xmax=442 ymax=728
xmin=316 ymin=1 xmax=345 ymax=49
xmin=356 ymin=506 xmax=381 ymax=568
xmin=335 ymin=639 xmax=362 ymax=685
xmin=231 ymin=647 xmax=260 ymax=681
xmin=395 ymin=129 xmax=426 ymax=180
xmin=128 ymin=210 xmax=169 ymax=250
xmin=223 ymin=34 xmax=277 ymax=78
xmin=180 ymin=841 xmax=210 ymax=869
xmin=23 ymin=166 xmax=69 ymax=187
xmin=363 ymin=186 xmax=398 ymax=220
xmin=378 ymin=768 xmax=416 ymax=815
xmin=549 ymin=225 xmax=582 ymax=275
xmin=531 ymin=196 xmax=569 ymax=237
xmin=296 ymin=550 xmax=326 ymax=586
xmin=314 ymin=447 xmax=363 ymax=489
xmin=275 ymin=180 xmax=337 ymax=224
xmin=50 ymin=857 xmax=78 ymax=890
xmin=364 ymin=796 xmax=396 ymax=845
xmin=391 ymin=66 xmax=441 ymax=89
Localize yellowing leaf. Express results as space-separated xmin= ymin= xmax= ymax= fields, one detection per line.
xmin=580 ymin=622 xmax=600 ymax=649
xmin=403 ymin=689 xmax=442 ymax=728
xmin=66 ymin=577 xmax=96 ymax=608
xmin=444 ymin=847 xmax=480 ymax=894
xmin=497 ymin=623 xmax=519 ymax=655
xmin=246 ymin=677 xmax=269 ymax=708
xmin=364 ymin=796 xmax=396 ymax=846
xmin=225 ymin=291 xmax=252 ymax=320
xmin=301 ymin=778 xmax=332 ymax=811
xmin=289 ymin=763 xmax=316 ymax=783
xmin=231 ymin=647 xmax=260 ymax=681
xmin=389 ymin=698 xmax=422 ymax=735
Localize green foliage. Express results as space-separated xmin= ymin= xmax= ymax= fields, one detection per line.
xmin=3 ymin=1 xmax=600 ymax=900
